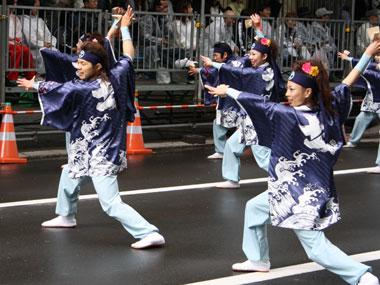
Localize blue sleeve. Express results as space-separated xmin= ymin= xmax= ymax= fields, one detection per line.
xmin=332 ymin=83 xmax=351 ymax=125
xmin=199 ymin=67 xmax=219 ymax=105
xmin=109 ymin=56 xmax=136 ymax=122
xmin=235 ymin=91 xmax=278 ymax=148
xmin=40 ymin=49 xmax=78 ymax=83
xmin=38 ymin=81 xmax=85 ymax=131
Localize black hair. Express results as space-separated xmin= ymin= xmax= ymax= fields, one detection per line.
xmin=81 ymin=41 xmax=110 ymax=81
xmin=213 ymin=42 xmax=233 ymax=56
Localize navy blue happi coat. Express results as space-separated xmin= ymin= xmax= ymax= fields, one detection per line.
xmin=232 ymin=84 xmax=351 ymax=230
xmin=38 ymin=56 xmax=135 ymax=179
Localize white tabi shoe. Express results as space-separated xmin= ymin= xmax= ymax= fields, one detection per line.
xmin=232 ymin=260 xmax=271 ymax=272
xmin=41 ymin=215 xmax=77 ymax=228
xmin=343 ymin=141 xmax=357 ymax=148
xmin=358 ymin=272 xmax=380 ymax=285
xmin=131 ymin=232 xmax=165 ymax=249
xmin=216 ymin=180 xmax=240 ymax=189
xmin=207 ymin=152 xmax=223 ymax=160
xmin=366 ymin=166 xmax=380 ymax=174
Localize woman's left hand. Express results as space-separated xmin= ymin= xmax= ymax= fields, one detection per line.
xmin=205 ymin=84 xmax=229 ymax=97
xmin=17 ymin=76 xmax=35 ymax=91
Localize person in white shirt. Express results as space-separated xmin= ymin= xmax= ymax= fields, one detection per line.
xmin=7 ymin=0 xmax=35 ymax=86
xmin=173 ymin=0 xmax=197 ymax=51
xmin=203 ymin=9 xmax=239 ymax=58
xmin=19 ymin=0 xmax=57 ymax=74
xmin=258 ymin=2 xmax=272 ymax=38
xmin=357 ymin=9 xmax=380 ymax=55
xmin=311 ymin=7 xmax=336 ymax=69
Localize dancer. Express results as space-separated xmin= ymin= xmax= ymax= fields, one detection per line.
xmin=17 ymin=6 xmax=165 ymax=250
xmin=205 ymin=40 xmax=380 ymax=284
xmin=202 ymin=14 xmax=285 ymax=188
xmin=338 ymin=51 xmax=380 ymax=174
xmin=40 ymin=7 xmax=127 ymax=153
xmin=190 ymin=42 xmax=248 ymax=160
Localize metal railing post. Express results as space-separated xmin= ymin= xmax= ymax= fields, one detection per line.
xmin=0 ymin=0 xmax=7 ymax=104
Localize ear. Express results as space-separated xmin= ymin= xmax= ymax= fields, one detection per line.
xmin=95 ymin=63 xmax=102 ymax=72
xmin=223 ymin=52 xmax=228 ymax=60
xmin=262 ymin=53 xmax=268 ymax=61
xmin=304 ymin=87 xmax=313 ymax=99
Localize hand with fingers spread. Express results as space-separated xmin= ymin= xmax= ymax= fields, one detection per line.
xmin=201 ymin=55 xmax=213 ymax=68
xmin=250 ymin=13 xmax=262 ymax=30
xmin=121 ymin=5 xmax=134 ymax=28
xmin=17 ymin=76 xmax=35 ymax=91
xmin=204 ymin=84 xmax=230 ymax=97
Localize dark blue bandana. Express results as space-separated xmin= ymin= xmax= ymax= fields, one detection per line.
xmin=78 ymin=50 xmax=104 ymax=66
xmin=251 ymin=42 xmax=270 ymax=55
xmin=288 ymin=71 xmax=319 ymax=93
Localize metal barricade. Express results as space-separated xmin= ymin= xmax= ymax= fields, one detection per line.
xmin=0 ymin=3 xmax=369 ymax=105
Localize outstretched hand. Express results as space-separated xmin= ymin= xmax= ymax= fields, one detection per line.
xmin=121 ymin=5 xmax=134 ymax=27
xmin=337 ymin=52 xmax=348 ymax=60
xmin=204 ymin=84 xmax=230 ymax=97
xmin=200 ymin=55 xmax=213 ymax=68
xmin=17 ymin=76 xmax=35 ymax=91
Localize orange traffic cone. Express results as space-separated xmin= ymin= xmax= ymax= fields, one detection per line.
xmin=0 ymin=103 xmax=27 ymax=163
xmin=127 ymin=92 xmax=152 ymax=155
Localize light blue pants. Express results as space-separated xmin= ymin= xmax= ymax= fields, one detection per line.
xmin=349 ymin=111 xmax=380 ymax=166
xmin=349 ymin=111 xmax=380 ymax=144
xmin=213 ymin=119 xmax=230 ymax=154
xmin=65 ymin=132 xmax=70 ymax=154
xmin=243 ymin=191 xmax=371 ymax=284
xmin=222 ymin=129 xmax=271 ymax=182
xmin=55 ymin=166 xmax=159 ymax=239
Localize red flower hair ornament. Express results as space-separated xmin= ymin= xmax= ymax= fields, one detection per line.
xmin=260 ymin=38 xmax=271 ymax=47
xmin=302 ymin=62 xmax=319 ymax=77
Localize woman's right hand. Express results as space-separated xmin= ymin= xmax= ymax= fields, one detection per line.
xmin=250 ymin=13 xmax=262 ymax=30
xmin=121 ymin=5 xmax=133 ymax=27
xmin=204 ymin=84 xmax=229 ymax=97
xmin=17 ymin=76 xmax=35 ymax=91
xmin=338 ymin=52 xmax=348 ymax=60
xmin=200 ymin=55 xmax=213 ymax=68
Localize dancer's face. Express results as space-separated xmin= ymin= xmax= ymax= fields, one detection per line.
xmin=213 ymin=52 xmax=228 ymax=63
xmin=77 ymin=58 xmax=100 ymax=80
xmin=285 ymin=81 xmax=312 ymax=107
xmin=249 ymin=50 xmax=267 ymax=67
xmin=374 ymin=52 xmax=380 ymax=63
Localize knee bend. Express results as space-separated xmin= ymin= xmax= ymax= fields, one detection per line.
xmin=102 ymin=196 xmax=123 ymax=217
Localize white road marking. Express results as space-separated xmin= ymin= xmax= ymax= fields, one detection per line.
xmin=186 ymin=250 xmax=380 ymax=285
xmin=0 ymin=167 xmax=376 ymax=208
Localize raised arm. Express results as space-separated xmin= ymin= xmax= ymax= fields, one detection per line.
xmin=342 ymin=40 xmax=380 ymax=86
xmin=106 ymin=7 xmax=124 ymax=40
xmin=121 ymin=6 xmax=134 ymax=59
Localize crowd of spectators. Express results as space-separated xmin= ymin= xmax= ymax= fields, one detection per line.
xmin=5 ymin=0 xmax=380 ymax=86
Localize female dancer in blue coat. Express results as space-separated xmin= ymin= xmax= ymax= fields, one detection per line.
xmin=339 ymin=51 xmax=380 ymax=174
xmin=205 ymin=40 xmax=380 ymax=284
xmin=18 ymin=7 xmax=165 ymax=250
xmin=201 ymin=14 xmax=285 ymax=189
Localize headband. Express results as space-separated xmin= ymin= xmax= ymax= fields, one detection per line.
xmin=251 ymin=38 xmax=271 ymax=55
xmin=288 ymin=71 xmax=318 ymax=93
xmin=78 ymin=50 xmax=104 ymax=66
xmin=213 ymin=47 xmax=229 ymax=55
